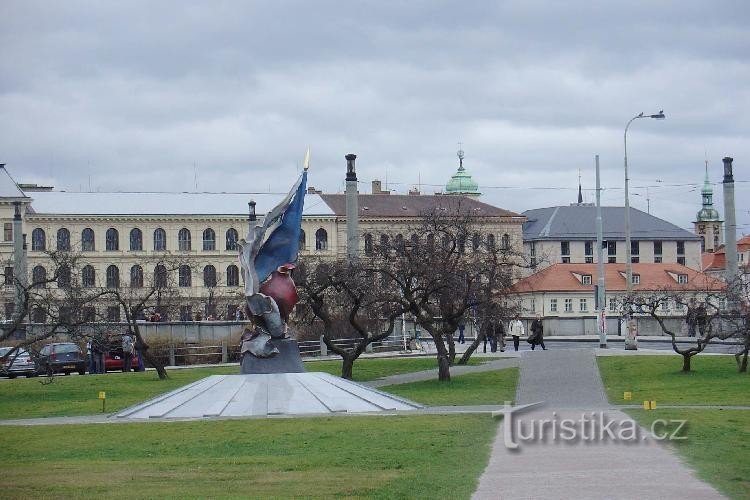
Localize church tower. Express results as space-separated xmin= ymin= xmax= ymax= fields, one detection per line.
xmin=693 ymin=161 xmax=723 ymax=252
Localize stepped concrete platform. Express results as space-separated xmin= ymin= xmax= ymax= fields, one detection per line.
xmin=115 ymin=372 xmax=422 ymax=420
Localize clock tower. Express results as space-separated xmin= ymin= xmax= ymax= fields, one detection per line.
xmin=693 ymin=161 xmax=723 ymax=252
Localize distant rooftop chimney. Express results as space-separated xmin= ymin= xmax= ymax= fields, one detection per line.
xmin=371 ymin=179 xmax=389 ymax=195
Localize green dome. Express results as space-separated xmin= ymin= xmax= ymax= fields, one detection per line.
xmin=696 ymin=207 xmax=720 ymax=222
xmin=445 ymin=165 xmax=480 ymax=195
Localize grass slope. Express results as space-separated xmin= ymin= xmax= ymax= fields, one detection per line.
xmin=3 ymin=414 xmax=497 ymax=499
xmin=383 ymin=368 xmax=518 ymax=406
xmin=597 ymin=355 xmax=750 ymax=406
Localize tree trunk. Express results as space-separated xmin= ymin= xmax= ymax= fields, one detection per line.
xmin=132 ymin=322 xmax=168 ymax=380
xmin=457 ymin=331 xmax=483 ymax=365
xmin=437 ymin=354 xmax=451 ymax=381
xmin=341 ymin=354 xmax=355 ymax=380
xmin=682 ymin=354 xmax=692 ymax=372
xmin=736 ymin=348 xmax=748 ymax=373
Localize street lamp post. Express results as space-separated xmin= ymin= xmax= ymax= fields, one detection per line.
xmin=623 ymin=110 xmax=665 ymax=349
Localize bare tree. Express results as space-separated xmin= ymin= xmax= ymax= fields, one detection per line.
xmin=627 ymin=282 xmax=729 ymax=372
xmin=1 ymin=250 xmax=109 ymax=375
xmin=361 ymin=202 xmax=524 ymax=381
xmin=296 ymin=258 xmax=406 ymax=379
xmin=99 ymin=253 xmax=197 ymax=379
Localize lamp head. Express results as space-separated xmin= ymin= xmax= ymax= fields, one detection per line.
xmin=650 ymin=110 xmax=665 ymax=120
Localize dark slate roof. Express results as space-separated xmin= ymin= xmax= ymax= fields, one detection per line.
xmin=319 ymin=194 xmax=523 ymax=218
xmin=522 ymin=205 xmax=700 ymax=241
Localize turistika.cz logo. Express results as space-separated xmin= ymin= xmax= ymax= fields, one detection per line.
xmin=492 ymin=402 xmax=687 ymax=450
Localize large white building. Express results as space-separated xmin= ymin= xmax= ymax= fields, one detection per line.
xmin=1 ymin=165 xmax=525 ymax=322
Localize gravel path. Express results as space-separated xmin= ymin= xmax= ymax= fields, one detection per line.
xmin=515 ymin=348 xmax=609 ymax=408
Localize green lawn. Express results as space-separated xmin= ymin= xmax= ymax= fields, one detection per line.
xmin=383 ymin=368 xmax=518 ymax=406
xmin=0 ymin=357 xmax=501 ymax=419
xmin=306 ymin=356 xmax=494 ymax=382
xmin=3 ymin=414 xmax=496 ymax=499
xmin=597 ymin=355 xmax=750 ymax=406
xmin=628 ymin=409 xmax=750 ymax=500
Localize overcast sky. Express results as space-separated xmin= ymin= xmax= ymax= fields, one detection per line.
xmin=1 ymin=1 xmax=748 ymax=235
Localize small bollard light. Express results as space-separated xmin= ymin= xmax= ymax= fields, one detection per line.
xmin=99 ymin=391 xmax=106 ymax=413
xmin=623 ymin=392 xmax=632 ymax=401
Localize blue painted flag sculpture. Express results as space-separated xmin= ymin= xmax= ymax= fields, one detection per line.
xmin=237 ymin=150 xmax=308 ymax=370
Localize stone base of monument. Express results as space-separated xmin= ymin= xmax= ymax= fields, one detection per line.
xmin=240 ymin=339 xmax=305 ymax=374
xmin=114 ymin=372 xmax=422 ymax=419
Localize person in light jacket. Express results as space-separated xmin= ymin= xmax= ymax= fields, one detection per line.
xmin=509 ymin=316 xmax=524 ymax=351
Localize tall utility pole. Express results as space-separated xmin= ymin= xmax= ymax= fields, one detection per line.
xmin=595 ymin=155 xmax=607 ymax=348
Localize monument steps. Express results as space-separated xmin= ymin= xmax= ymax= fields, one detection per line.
xmin=114 ymin=372 xmax=422 ymax=420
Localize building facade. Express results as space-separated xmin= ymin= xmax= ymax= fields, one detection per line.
xmin=1 ymin=165 xmax=525 ymax=322
xmin=511 ymin=262 xmax=725 ymax=336
xmin=522 ymin=205 xmax=702 ymax=272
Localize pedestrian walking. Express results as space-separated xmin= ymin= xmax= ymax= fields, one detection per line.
xmin=121 ymin=333 xmax=134 ymax=372
xmin=495 ymin=319 xmax=506 ymax=352
xmin=695 ymin=303 xmax=708 ymax=337
xmin=686 ymin=299 xmax=698 ymax=337
xmin=457 ymin=318 xmax=466 ymax=344
xmin=86 ymin=340 xmax=95 ymax=374
xmin=481 ymin=320 xmax=493 ymax=353
xmin=91 ymin=334 xmax=105 ymax=374
xmin=529 ymin=314 xmax=546 ymax=350
xmin=509 ymin=316 xmax=524 ymax=351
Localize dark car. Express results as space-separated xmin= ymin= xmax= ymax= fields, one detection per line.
xmin=0 ymin=347 xmax=38 ymax=378
xmin=37 ymin=343 xmax=86 ymax=376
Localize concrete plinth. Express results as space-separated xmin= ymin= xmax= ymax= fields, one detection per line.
xmin=115 ymin=372 xmax=422 ymax=419
xmin=240 ymin=339 xmax=304 ymax=374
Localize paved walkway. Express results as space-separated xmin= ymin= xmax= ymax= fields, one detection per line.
xmin=473 ymin=349 xmax=724 ymax=499
xmin=364 ymin=357 xmax=519 ymax=388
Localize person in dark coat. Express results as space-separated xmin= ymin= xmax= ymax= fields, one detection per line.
xmin=529 ymin=314 xmax=546 ymax=350
xmin=695 ymin=303 xmax=708 ymax=337
xmin=493 ymin=320 xmax=506 ymax=352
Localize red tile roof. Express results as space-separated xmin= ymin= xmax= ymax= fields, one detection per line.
xmin=700 ymin=234 xmax=750 ymax=271
xmin=512 ymin=263 xmax=725 ymax=293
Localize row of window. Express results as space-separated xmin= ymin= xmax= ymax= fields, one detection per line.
xmin=31 ymin=264 xmax=241 ymax=289
xmin=31 ymin=227 xmax=241 ymax=252
xmin=362 ymin=232 xmax=511 ymax=256
xmin=546 ymin=297 xmax=691 ymax=313
xmin=16 ymin=303 xmax=245 ymax=324
xmin=30 ymin=227 xmax=333 ymax=253
xmin=559 ymin=240 xmax=687 ymax=264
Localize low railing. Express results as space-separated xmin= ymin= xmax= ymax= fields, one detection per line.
xmin=149 ymin=336 xmax=407 ymax=366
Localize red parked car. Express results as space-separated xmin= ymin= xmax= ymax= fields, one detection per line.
xmin=104 ymin=348 xmax=141 ymax=372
